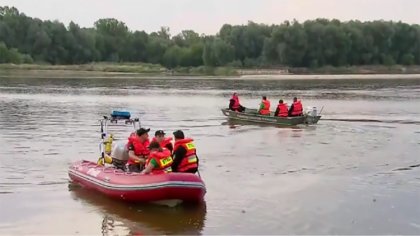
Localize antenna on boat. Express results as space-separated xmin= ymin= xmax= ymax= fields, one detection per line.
xmin=100 ymin=119 xmax=104 ymax=135
xmin=132 ymin=118 xmax=140 ymax=130
xmin=318 ymin=106 xmax=325 ymax=116
xmin=98 ymin=117 xmax=109 ymax=166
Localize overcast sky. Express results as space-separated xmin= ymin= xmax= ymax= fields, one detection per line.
xmin=0 ymin=0 xmax=418 ymax=35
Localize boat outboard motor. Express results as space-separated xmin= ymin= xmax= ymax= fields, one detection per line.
xmin=305 ymin=106 xmax=318 ymax=124
xmin=311 ymin=107 xmax=317 ymax=117
xmin=111 ymin=141 xmax=129 ymax=170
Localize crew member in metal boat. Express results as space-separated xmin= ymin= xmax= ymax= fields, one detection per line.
xmin=229 ymin=92 xmax=245 ymax=112
xmin=274 ymin=99 xmax=289 ymax=117
xmin=141 ymin=141 xmax=173 ymax=174
xmin=288 ymin=97 xmax=304 ymax=117
xmin=172 ymin=130 xmax=199 ymax=174
xmin=258 ymin=96 xmax=271 ymax=115
xmin=151 ymin=130 xmax=174 ymax=154
xmin=126 ymin=128 xmax=150 ymax=172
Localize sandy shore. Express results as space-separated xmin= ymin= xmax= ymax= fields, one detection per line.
xmin=239 ymin=74 xmax=420 ymax=80
xmin=2 ymin=69 xmax=420 ymax=80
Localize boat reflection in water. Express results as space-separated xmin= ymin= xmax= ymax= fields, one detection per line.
xmin=69 ymin=185 xmax=207 ymax=235
xmin=221 ymin=119 xmax=318 ymax=130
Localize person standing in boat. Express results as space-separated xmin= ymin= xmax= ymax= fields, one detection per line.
xmin=126 ymin=128 xmax=151 ymax=172
xmin=288 ymin=97 xmax=303 ymax=117
xmin=274 ymin=99 xmax=289 ymax=117
xmin=229 ymin=92 xmax=245 ymax=112
xmin=141 ymin=141 xmax=173 ymax=174
xmin=258 ymin=96 xmax=271 ymax=115
xmin=171 ymin=130 xmax=199 ymax=174
xmin=151 ymin=130 xmax=174 ymax=154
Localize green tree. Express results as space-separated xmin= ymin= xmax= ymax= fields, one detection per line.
xmin=203 ymin=37 xmax=235 ymax=66
xmin=0 ymin=41 xmax=31 ymax=64
xmin=94 ymin=18 xmax=129 ymax=61
xmin=3 ymin=6 xmax=420 ymax=69
xmin=0 ymin=41 xmax=9 ymax=63
xmin=162 ymin=45 xmax=183 ymax=68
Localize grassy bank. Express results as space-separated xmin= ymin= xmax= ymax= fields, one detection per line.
xmin=2 ymin=63 xmax=420 ymax=79
xmin=0 ymin=63 xmax=239 ymax=77
xmin=0 ymin=63 xmax=166 ymax=74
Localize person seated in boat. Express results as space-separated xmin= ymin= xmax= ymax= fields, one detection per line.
xmin=151 ymin=130 xmax=174 ymax=154
xmin=171 ymin=130 xmax=199 ymax=174
xmin=258 ymin=96 xmax=271 ymax=115
xmin=126 ymin=128 xmax=151 ymax=172
xmin=288 ymin=97 xmax=303 ymax=117
xmin=274 ymin=99 xmax=289 ymax=117
xmin=141 ymin=141 xmax=173 ymax=174
xmin=229 ymin=92 xmax=245 ymax=112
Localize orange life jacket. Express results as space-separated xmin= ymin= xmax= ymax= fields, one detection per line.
xmin=173 ymin=138 xmax=198 ymax=172
xmin=277 ymin=103 xmax=289 ymax=117
xmin=291 ymin=100 xmax=303 ymax=116
xmin=126 ymin=134 xmax=150 ymax=164
xmin=259 ymin=100 xmax=271 ymax=115
xmin=146 ymin=149 xmax=173 ymax=174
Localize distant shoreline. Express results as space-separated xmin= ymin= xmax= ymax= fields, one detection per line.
xmin=238 ymin=74 xmax=420 ymax=80
xmin=2 ymin=64 xmax=420 ymax=80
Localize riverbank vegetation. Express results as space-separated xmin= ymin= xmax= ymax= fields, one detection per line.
xmin=2 ymin=6 xmax=420 ymax=75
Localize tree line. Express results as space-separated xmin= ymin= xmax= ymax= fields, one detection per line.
xmin=1 ymin=6 xmax=420 ymax=68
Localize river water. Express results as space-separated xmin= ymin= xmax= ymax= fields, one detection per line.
xmin=0 ymin=77 xmax=420 ymax=235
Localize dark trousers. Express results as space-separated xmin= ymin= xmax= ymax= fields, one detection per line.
xmin=127 ymin=164 xmax=144 ymax=173
xmin=175 ymin=168 xmax=198 ymax=174
xmin=231 ymin=106 xmax=245 ymax=112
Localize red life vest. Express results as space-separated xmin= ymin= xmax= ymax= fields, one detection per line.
xmin=231 ymin=95 xmax=240 ymax=110
xmin=146 ymin=149 xmax=173 ymax=174
xmin=151 ymin=137 xmax=173 ymax=149
xmin=173 ymin=138 xmax=198 ymax=172
xmin=292 ymin=100 xmax=303 ymax=116
xmin=259 ymin=100 xmax=271 ymax=115
xmin=126 ymin=134 xmax=150 ymax=164
xmin=277 ymin=103 xmax=289 ymax=117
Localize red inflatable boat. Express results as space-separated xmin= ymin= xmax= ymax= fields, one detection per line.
xmin=68 ymin=160 xmax=206 ymax=203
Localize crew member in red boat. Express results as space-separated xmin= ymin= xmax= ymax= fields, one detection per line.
xmin=274 ymin=99 xmax=289 ymax=117
xmin=288 ymin=97 xmax=303 ymax=117
xmin=151 ymin=130 xmax=173 ymax=154
xmin=126 ymin=128 xmax=150 ymax=172
xmin=172 ymin=130 xmax=199 ymax=174
xmin=141 ymin=141 xmax=173 ymax=174
xmin=229 ymin=92 xmax=245 ymax=112
xmin=258 ymin=96 xmax=271 ymax=115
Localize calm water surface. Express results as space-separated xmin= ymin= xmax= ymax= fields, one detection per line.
xmin=0 ymin=77 xmax=420 ymax=235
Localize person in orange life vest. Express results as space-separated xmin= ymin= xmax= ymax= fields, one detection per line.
xmin=274 ymin=99 xmax=289 ymax=117
xmin=141 ymin=141 xmax=173 ymax=174
xmin=258 ymin=96 xmax=271 ymax=115
xmin=229 ymin=92 xmax=245 ymax=112
xmin=126 ymin=128 xmax=150 ymax=172
xmin=151 ymin=130 xmax=173 ymax=154
xmin=288 ymin=97 xmax=303 ymax=117
xmin=171 ymin=130 xmax=199 ymax=174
